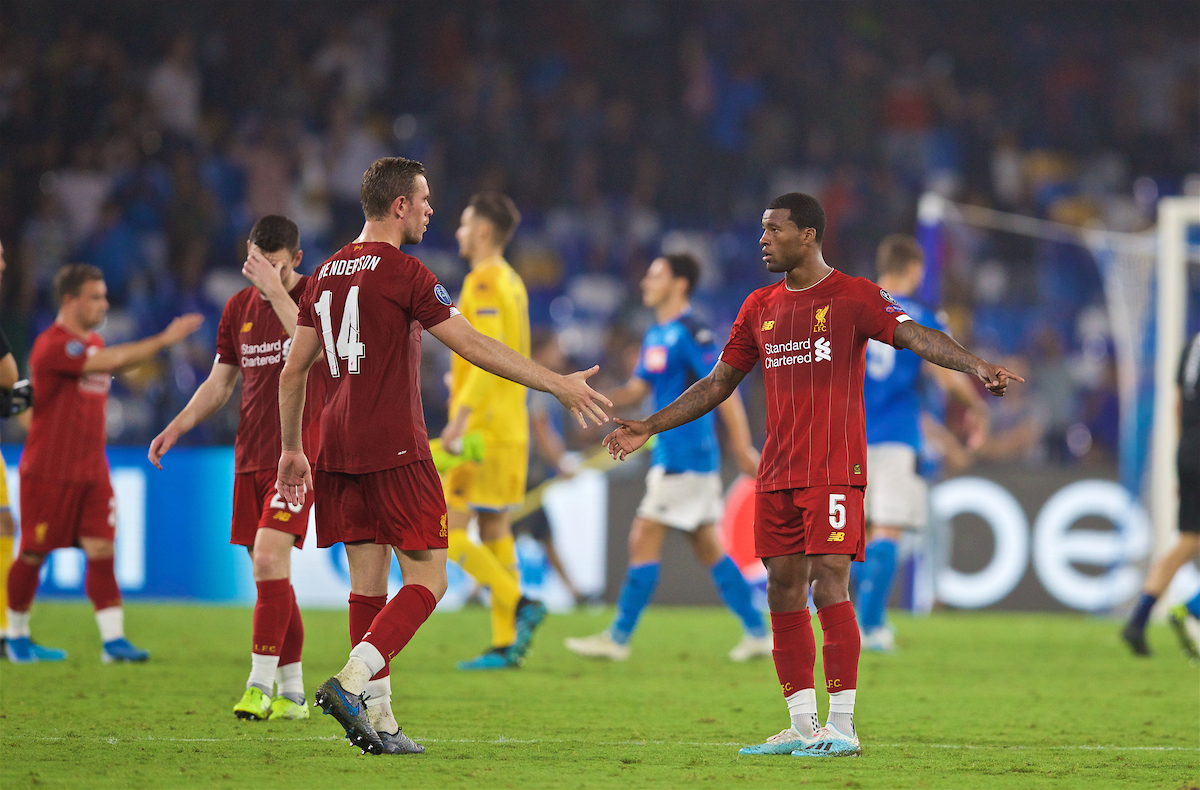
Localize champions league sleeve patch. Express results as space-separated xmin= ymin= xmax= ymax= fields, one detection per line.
xmin=879 ymin=288 xmax=899 ymax=305
xmin=434 ymin=284 xmax=453 ymax=306
xmin=65 ymin=339 xmax=86 ymax=358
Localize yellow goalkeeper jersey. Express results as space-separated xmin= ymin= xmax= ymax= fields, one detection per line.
xmin=449 ymin=255 xmax=530 ymax=445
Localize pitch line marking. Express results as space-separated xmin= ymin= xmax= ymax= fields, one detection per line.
xmin=33 ymin=736 xmax=1199 ymax=751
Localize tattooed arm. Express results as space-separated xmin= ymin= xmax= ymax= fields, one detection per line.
xmin=604 ymin=361 xmax=748 ymax=460
xmin=892 ymin=321 xmax=1024 ymax=396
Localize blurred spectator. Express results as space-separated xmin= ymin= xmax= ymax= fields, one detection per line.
xmin=324 ymin=102 xmax=389 ymax=245
xmin=0 ymin=1 xmax=1194 ymax=451
xmin=147 ymin=34 xmax=201 ymax=142
xmin=19 ymin=190 xmax=71 ymax=312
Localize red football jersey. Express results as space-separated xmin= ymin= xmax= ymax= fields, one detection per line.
xmin=296 ymin=241 xmax=456 ymax=474
xmin=215 ymin=275 xmax=329 ymax=473
xmin=721 ymin=269 xmax=911 ymax=492
xmin=21 ymin=323 xmax=111 ymax=482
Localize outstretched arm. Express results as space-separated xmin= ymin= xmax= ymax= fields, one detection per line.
xmin=893 ymin=321 xmax=1024 ymax=396
xmin=428 ymin=314 xmax=611 ymax=428
xmin=604 ymin=361 xmax=747 ymax=460
xmin=83 ymin=314 xmax=204 ymax=374
xmin=149 ymin=361 xmax=239 ymax=468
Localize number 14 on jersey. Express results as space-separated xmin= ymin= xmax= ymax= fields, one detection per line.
xmin=314 ymin=287 xmax=365 ymax=377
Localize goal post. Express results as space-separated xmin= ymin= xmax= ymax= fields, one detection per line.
xmin=1150 ymin=197 xmax=1200 ymax=557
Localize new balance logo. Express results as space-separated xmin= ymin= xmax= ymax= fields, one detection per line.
xmin=828 ymin=531 xmax=845 ymax=542
xmin=762 ymin=320 xmax=775 ymax=331
xmin=814 ymin=337 xmax=832 ymax=362
xmin=272 ymin=511 xmax=292 ymax=522
xmin=240 ymin=322 xmax=253 ymax=333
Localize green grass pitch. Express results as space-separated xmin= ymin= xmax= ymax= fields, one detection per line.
xmin=1 ymin=602 xmax=1197 ymax=789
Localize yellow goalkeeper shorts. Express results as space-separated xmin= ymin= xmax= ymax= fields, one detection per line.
xmin=444 ymin=442 xmax=529 ymax=513
xmin=0 ymin=448 xmax=8 ymax=510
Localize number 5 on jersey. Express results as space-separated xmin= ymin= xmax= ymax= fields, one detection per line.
xmin=829 ymin=493 xmax=846 ymax=530
xmin=314 ymin=287 xmax=365 ymax=377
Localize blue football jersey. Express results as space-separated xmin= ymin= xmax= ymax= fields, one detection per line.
xmin=633 ymin=310 xmax=721 ymax=473
xmin=863 ymin=295 xmax=946 ymax=450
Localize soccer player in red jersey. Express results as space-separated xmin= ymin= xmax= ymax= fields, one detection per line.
xmin=276 ymin=157 xmax=611 ymax=756
xmin=8 ymin=265 xmax=202 ymax=664
xmin=150 ymin=215 xmax=327 ymax=720
xmin=604 ymin=193 xmax=1022 ymax=758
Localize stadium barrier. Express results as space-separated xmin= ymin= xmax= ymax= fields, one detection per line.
xmin=5 ymin=445 xmax=1183 ymax=614
xmin=2 ymin=445 xmax=608 ymax=612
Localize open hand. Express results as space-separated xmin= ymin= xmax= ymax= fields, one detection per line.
xmin=554 ymin=366 xmax=612 ymax=429
xmin=243 ymin=248 xmax=284 ymax=295
xmin=603 ymin=418 xmax=651 ymax=461
xmin=161 ymin=314 xmax=204 ymax=345
xmin=277 ymin=449 xmax=313 ymax=507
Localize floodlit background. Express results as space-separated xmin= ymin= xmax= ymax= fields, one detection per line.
xmin=1 ymin=0 xmax=1198 ymax=615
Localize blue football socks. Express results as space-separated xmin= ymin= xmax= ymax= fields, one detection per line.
xmin=1186 ymin=588 xmax=1200 ymax=620
xmin=857 ymin=538 xmax=898 ymax=632
xmin=610 ymin=562 xmax=660 ymax=645
xmin=1127 ymin=593 xmax=1157 ymax=634
xmin=710 ymin=555 xmax=767 ymax=638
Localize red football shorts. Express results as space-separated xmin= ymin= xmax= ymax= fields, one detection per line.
xmin=754 ymin=485 xmax=866 ymax=561
xmin=18 ymin=475 xmax=116 ymax=553
xmin=313 ymin=460 xmax=448 ymax=551
xmin=231 ymin=469 xmax=312 ymax=548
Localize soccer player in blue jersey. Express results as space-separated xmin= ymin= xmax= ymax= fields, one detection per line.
xmin=857 ymin=235 xmax=989 ymax=651
xmin=564 ymin=254 xmax=768 ymax=661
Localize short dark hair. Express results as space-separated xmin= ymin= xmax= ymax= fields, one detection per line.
xmin=248 ymin=215 xmax=300 ymax=255
xmin=54 ymin=264 xmax=104 ymax=306
xmin=467 ymin=192 xmax=522 ymax=247
xmin=876 ymin=234 xmax=924 ymax=277
xmin=766 ymin=192 xmax=826 ymax=243
xmin=361 ymin=157 xmax=427 ymax=220
xmin=662 ymin=253 xmax=701 ymax=295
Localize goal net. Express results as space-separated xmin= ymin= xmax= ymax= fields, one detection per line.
xmin=919 ymin=192 xmax=1200 ymax=569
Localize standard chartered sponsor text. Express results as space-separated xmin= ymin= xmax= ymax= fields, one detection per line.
xmin=242 ymin=339 xmax=283 ymax=368
xmin=764 ymin=338 xmax=818 ymax=369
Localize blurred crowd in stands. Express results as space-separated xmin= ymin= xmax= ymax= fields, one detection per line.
xmin=1 ymin=1 xmax=1197 ymax=469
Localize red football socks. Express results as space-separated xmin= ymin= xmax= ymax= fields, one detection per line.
xmin=770 ymin=608 xmax=816 ymax=697
xmin=361 ymin=584 xmax=438 ymax=667
xmin=252 ymin=578 xmax=292 ymax=656
xmin=85 ymin=556 xmax=122 ymax=612
xmin=278 ymin=585 xmax=304 ymax=666
xmin=817 ymin=600 xmax=860 ymax=693
xmin=349 ymin=592 xmax=389 ymax=679
xmin=7 ymin=555 xmax=43 ymax=613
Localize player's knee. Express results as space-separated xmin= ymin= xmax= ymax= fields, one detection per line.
xmin=807 ymin=556 xmax=851 ymax=605
xmin=81 ymin=540 xmax=115 ymax=560
xmin=18 ymin=551 xmax=45 ymax=566
xmin=0 ymin=510 xmax=14 ymax=537
xmin=251 ymin=552 xmax=288 ymax=581
xmin=765 ymin=562 xmax=808 ymax=609
xmin=688 ymin=526 xmax=723 ymax=565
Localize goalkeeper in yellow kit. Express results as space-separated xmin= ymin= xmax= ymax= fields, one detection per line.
xmin=441 ymin=193 xmax=547 ymax=670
